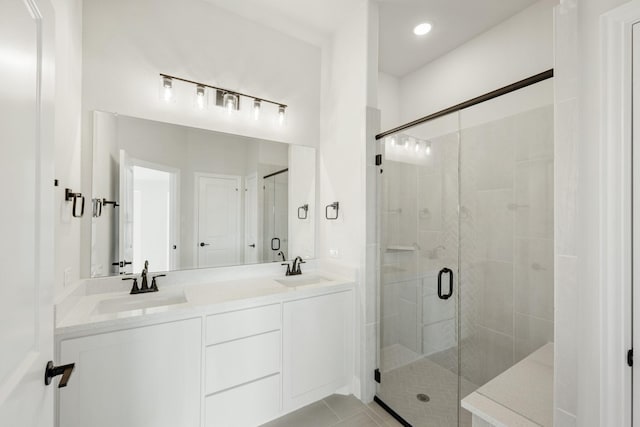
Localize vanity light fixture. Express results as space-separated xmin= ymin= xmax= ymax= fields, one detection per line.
xmin=158 ymin=73 xmax=288 ymax=124
xmin=425 ymin=142 xmax=432 ymax=155
xmin=162 ymin=76 xmax=174 ymax=103
xmin=253 ymin=99 xmax=261 ymax=120
xmin=413 ymin=22 xmax=432 ymax=36
xmin=195 ymin=85 xmax=206 ymax=110
xmin=223 ymin=92 xmax=239 ymax=114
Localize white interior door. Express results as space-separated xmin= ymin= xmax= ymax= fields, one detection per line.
xmin=0 ymin=0 xmax=55 ymax=425
xmin=245 ymin=173 xmax=258 ymax=264
xmin=197 ymin=174 xmax=241 ymax=268
xmin=118 ymin=150 xmax=134 ymax=274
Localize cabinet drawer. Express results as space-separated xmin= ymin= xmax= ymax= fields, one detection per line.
xmin=206 ymin=330 xmax=280 ymax=394
xmin=206 ymin=304 xmax=280 ymax=345
xmin=205 ymin=374 xmax=281 ymax=427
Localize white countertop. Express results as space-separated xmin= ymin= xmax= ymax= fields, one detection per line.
xmin=55 ymin=265 xmax=355 ymax=337
xmin=461 ymin=343 xmax=554 ymax=427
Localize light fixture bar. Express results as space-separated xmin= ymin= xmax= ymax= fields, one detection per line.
xmin=159 ymin=73 xmax=287 ymax=108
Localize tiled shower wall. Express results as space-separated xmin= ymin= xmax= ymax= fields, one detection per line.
xmin=460 ymin=105 xmax=555 ymax=387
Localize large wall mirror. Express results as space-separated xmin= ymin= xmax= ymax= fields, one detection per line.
xmin=90 ymin=111 xmax=316 ymax=277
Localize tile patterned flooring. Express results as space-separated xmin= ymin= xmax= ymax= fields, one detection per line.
xmin=376 ymin=357 xmax=475 ymax=427
xmin=261 ymin=394 xmax=403 ymax=427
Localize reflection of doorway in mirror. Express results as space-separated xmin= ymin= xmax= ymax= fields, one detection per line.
xmin=196 ymin=173 xmax=242 ymax=268
xmin=131 ymin=164 xmax=179 ymax=273
xmin=244 ymin=173 xmax=258 ymax=264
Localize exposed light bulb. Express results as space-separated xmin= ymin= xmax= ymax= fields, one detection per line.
xmin=278 ymin=105 xmax=286 ymax=126
xmin=253 ymin=99 xmax=261 ymax=120
xmin=414 ymin=140 xmax=421 ymax=153
xmin=162 ymin=76 xmax=173 ymax=103
xmin=426 ymin=142 xmax=432 ymax=156
xmin=389 ymin=136 xmax=397 ymax=147
xmin=196 ymin=85 xmax=206 ymax=110
xmin=223 ymin=93 xmax=237 ymax=115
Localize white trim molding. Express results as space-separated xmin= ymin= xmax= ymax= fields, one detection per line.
xmin=600 ymin=2 xmax=640 ymax=426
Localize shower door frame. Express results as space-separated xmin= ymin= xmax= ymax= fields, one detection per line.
xmin=373 ymin=69 xmax=555 ymax=427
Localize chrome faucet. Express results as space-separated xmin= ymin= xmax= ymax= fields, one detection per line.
xmin=122 ymin=260 xmax=164 ymax=294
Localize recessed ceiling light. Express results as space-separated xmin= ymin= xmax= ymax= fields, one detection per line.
xmin=413 ymin=22 xmax=432 ymax=36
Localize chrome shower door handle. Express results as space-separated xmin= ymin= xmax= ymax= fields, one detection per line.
xmin=437 ymin=267 xmax=453 ymax=300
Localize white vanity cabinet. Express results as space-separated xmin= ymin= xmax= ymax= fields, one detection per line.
xmin=58 ymin=318 xmax=202 ymax=427
xmin=204 ymin=304 xmax=282 ymax=427
xmin=282 ymin=290 xmax=353 ymax=411
xmin=56 ymin=283 xmax=355 ymax=427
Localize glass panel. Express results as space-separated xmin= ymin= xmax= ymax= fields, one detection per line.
xmin=263 ymin=170 xmax=289 ymax=262
xmin=377 ymin=112 xmax=461 ymax=427
xmin=458 ymin=79 xmax=554 ymax=423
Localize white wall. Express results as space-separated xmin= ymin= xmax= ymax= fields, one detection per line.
xmin=553 ymin=0 xmax=630 ymax=426
xmin=318 ymin=0 xmax=379 ymax=401
xmin=81 ymin=0 xmax=321 ymax=147
xmin=377 ymin=72 xmax=400 ymax=132
xmin=52 ymin=0 xmax=83 ymax=298
xmin=379 ymin=0 xmax=556 ymax=131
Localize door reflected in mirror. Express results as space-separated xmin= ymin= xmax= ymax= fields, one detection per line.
xmin=90 ymin=111 xmax=315 ymax=277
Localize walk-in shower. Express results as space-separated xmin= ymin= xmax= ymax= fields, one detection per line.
xmin=375 ymin=72 xmax=554 ymax=427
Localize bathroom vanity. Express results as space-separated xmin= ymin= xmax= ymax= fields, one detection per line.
xmin=54 ymin=263 xmax=355 ymax=427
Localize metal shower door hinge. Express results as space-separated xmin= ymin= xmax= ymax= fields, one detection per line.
xmin=374 ymin=368 xmax=381 ymax=383
xmin=628 ymin=349 xmax=633 ymax=367
xmin=375 ymin=154 xmax=382 ymax=166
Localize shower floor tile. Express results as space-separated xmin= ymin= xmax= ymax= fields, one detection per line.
xmin=376 ymin=357 xmax=477 ymax=427
xmin=381 ymin=344 xmax=422 ymax=373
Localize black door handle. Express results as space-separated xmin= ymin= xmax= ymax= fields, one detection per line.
xmin=271 ymin=238 xmax=280 ymax=251
xmin=44 ymin=361 xmax=75 ymax=388
xmin=248 ymin=244 xmax=256 ymax=248
xmin=200 ymin=242 xmax=210 ymax=247
xmin=437 ymin=268 xmax=453 ymax=300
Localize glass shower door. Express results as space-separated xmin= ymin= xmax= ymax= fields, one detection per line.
xmin=376 ymin=112 xmax=461 ymax=427
xmin=263 ymin=169 xmax=289 ymax=262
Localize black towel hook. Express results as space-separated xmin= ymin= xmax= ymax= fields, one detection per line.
xmin=65 ymin=188 xmax=85 ymax=218
xmin=325 ymin=202 xmax=339 ymax=220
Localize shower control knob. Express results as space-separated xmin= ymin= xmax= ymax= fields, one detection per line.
xmin=200 ymin=242 xmax=210 ymax=247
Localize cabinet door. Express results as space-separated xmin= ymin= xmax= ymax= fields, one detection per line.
xmin=282 ymin=291 xmax=353 ymax=411
xmin=59 ymin=318 xmax=201 ymax=427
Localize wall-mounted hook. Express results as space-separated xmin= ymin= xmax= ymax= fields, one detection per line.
xmin=92 ymin=198 xmax=103 ymax=218
xmin=65 ymin=188 xmax=85 ymax=218
xmin=297 ymin=204 xmax=309 ymax=220
xmin=325 ymin=202 xmax=339 ymax=220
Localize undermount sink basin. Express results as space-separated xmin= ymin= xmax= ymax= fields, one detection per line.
xmin=92 ymin=292 xmax=188 ymax=315
xmin=275 ymin=275 xmax=332 ymax=287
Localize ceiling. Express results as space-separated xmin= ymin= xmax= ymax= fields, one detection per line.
xmin=203 ymin=0 xmax=539 ymax=77
xmin=378 ymin=0 xmax=539 ymax=77
xmin=201 ymin=0 xmax=362 ymax=46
